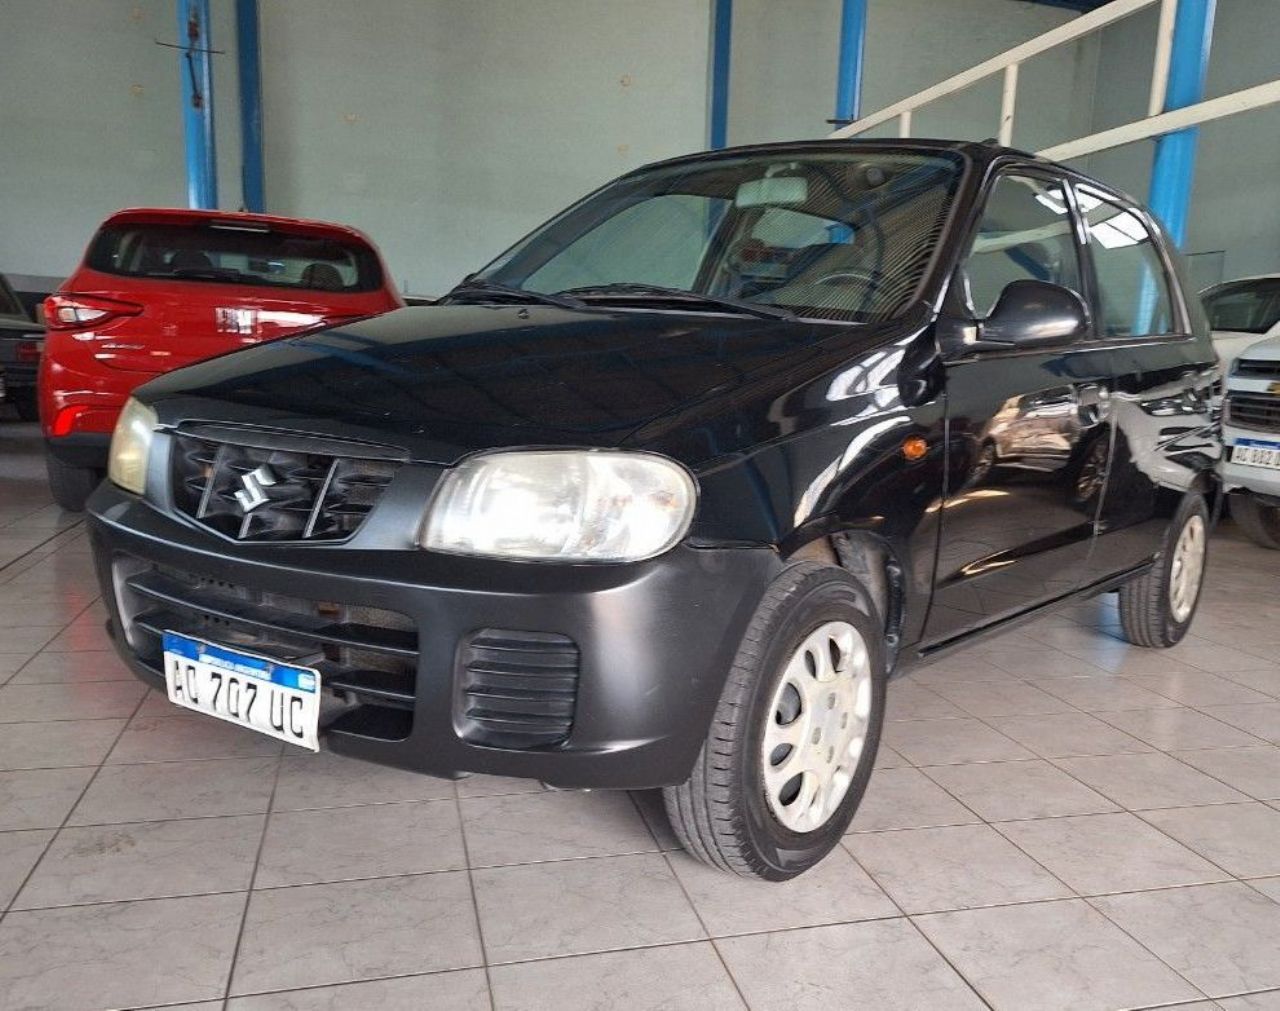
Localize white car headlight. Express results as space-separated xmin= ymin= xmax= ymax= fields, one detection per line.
xmin=422 ymin=450 xmax=696 ymax=562
xmin=108 ymin=397 xmax=158 ymax=495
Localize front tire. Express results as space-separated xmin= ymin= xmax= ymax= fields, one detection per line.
xmin=664 ymin=562 xmax=886 ymax=881
xmin=45 ymin=452 xmax=101 ymax=512
xmin=1230 ymin=493 xmax=1280 ymax=550
xmin=1118 ymin=493 xmax=1209 ymax=647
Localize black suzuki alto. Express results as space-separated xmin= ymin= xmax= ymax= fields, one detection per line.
xmin=88 ymin=140 xmax=1219 ymax=879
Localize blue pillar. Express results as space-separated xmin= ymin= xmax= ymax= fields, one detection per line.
xmin=236 ymin=0 xmax=265 ymax=212
xmin=178 ymin=0 xmax=218 ymax=209
xmin=834 ymin=0 xmax=868 ymax=125
xmin=709 ymin=0 xmax=732 ymax=149
xmin=1147 ymin=0 xmax=1216 ymax=247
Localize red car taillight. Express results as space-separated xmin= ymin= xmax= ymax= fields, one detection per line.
xmin=44 ymin=294 xmax=142 ymax=331
xmin=16 ymin=340 xmax=43 ymax=363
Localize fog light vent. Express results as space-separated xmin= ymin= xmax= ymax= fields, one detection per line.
xmin=459 ymin=629 xmax=580 ymax=749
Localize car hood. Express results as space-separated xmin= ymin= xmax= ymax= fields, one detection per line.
xmin=137 ymin=303 xmax=890 ymax=466
xmin=1224 ymin=332 xmax=1280 ymax=362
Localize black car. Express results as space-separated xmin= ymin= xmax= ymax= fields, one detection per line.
xmin=87 ymin=140 xmax=1219 ymax=880
xmin=0 ymin=272 xmax=42 ymax=421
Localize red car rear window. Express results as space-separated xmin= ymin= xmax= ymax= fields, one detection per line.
xmin=86 ymin=222 xmax=383 ymax=294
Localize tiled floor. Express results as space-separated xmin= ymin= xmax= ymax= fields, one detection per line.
xmin=2 ymin=416 xmax=1280 ymax=1010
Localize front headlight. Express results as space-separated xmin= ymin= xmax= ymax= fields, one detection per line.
xmin=107 ymin=397 xmax=158 ymax=495
xmin=422 ymin=450 xmax=696 ymax=562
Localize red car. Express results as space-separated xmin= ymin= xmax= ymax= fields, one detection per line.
xmin=40 ymin=208 xmax=403 ymax=509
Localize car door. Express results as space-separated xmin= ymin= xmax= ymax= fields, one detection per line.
xmin=1070 ymin=184 xmax=1218 ymax=581
xmin=925 ymin=167 xmax=1115 ymax=642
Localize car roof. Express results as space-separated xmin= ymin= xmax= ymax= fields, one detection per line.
xmin=1201 ymin=273 xmax=1280 ymax=294
xmin=98 ymin=208 xmax=378 ymax=248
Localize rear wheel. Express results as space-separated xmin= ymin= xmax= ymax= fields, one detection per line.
xmin=11 ymin=389 xmax=38 ymax=422
xmin=663 ymin=562 xmax=885 ymax=880
xmin=1118 ymin=494 xmax=1209 ymax=647
xmin=1230 ymin=493 xmax=1280 ymax=550
xmin=45 ymin=452 xmax=101 ymax=512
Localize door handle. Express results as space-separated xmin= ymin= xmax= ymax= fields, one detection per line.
xmin=1076 ymin=384 xmax=1109 ymax=408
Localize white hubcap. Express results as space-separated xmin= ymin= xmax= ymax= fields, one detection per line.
xmin=761 ymin=620 xmax=872 ymax=834
xmin=1169 ymin=514 xmax=1206 ymax=623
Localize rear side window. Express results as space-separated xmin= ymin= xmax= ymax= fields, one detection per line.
xmin=1202 ymin=279 xmax=1280 ymax=334
xmin=1080 ymin=195 xmax=1175 ymax=338
xmin=962 ymin=174 xmax=1082 ymax=317
xmin=86 ymin=223 xmax=383 ymax=293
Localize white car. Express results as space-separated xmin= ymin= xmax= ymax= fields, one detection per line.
xmin=1202 ymin=275 xmax=1280 ymax=373
xmin=1220 ymin=332 xmax=1280 ymax=548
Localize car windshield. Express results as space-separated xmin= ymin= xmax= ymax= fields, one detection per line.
xmin=468 ymin=149 xmax=964 ymax=323
xmin=86 ymin=223 xmax=384 ymax=293
xmin=1203 ymin=279 xmax=1280 ymax=334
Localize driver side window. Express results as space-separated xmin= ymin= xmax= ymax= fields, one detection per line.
xmin=962 ymin=173 xmax=1083 ymax=317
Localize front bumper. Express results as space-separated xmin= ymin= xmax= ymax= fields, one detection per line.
xmin=88 ymin=483 xmax=778 ymax=789
xmin=1221 ymin=423 xmax=1280 ymax=498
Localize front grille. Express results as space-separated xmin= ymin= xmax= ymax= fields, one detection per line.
xmin=1226 ymin=393 xmax=1280 ymax=433
xmin=1234 ymin=358 xmax=1280 ymax=381
xmin=458 ymin=629 xmax=581 ymax=749
xmin=114 ymin=557 xmax=418 ymax=741
xmin=171 ymin=434 xmax=399 ymax=542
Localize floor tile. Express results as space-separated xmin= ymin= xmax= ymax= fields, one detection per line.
xmin=886 ymin=682 xmax=966 ymax=721
xmin=996 ymin=811 xmax=1226 ymax=894
xmin=717 ymin=918 xmax=985 ymax=1010
xmin=0 ymin=767 xmax=95 ymax=831
xmin=107 ymin=714 xmax=284 ymax=764
xmin=272 ymin=752 xmax=455 ymax=811
xmin=7 ymin=649 xmax=133 ymax=684
xmin=669 ymin=845 xmax=896 ymax=935
xmin=1199 ymin=703 xmax=1280 ymax=745
xmin=454 ymin=773 xmax=546 ymax=798
xmin=916 ymin=898 xmax=1199 ymax=1011
xmin=931 ymin=681 xmax=1076 ymax=718
xmin=0 ymin=892 xmax=244 ymax=1010
xmin=14 ymin=814 xmax=263 ymax=909
xmin=1100 ymin=707 xmax=1265 ymax=750
xmin=490 ymin=942 xmax=745 ymax=1011
xmin=0 ymin=829 xmax=54 ymax=906
xmin=847 ymin=767 xmax=980 ymax=832
xmin=985 ymin=711 xmax=1152 ymax=759
xmin=1141 ymin=803 xmax=1280 ymax=877
xmin=256 ymin=799 xmax=464 ymax=887
xmin=460 ymin=789 xmax=657 ymax=866
xmin=1218 ymin=991 xmax=1280 ymax=1010
xmin=473 ymin=853 xmax=703 ymax=962
xmin=68 ymin=756 xmax=278 ymax=825
xmin=0 ymin=718 xmax=125 ymax=770
xmin=1055 ymin=751 xmax=1249 ymax=810
xmin=1171 ymin=747 xmax=1280 ymax=800
xmin=231 ymin=872 xmax=481 ymax=994
xmin=847 ymin=823 xmax=1069 ymax=913
xmin=1128 ymin=672 xmax=1276 ymax=707
xmin=924 ymin=760 xmax=1118 ymax=822
xmin=227 ymin=969 xmax=491 ymax=1011
xmin=1032 ymin=675 xmax=1182 ymax=712
xmin=984 ymin=648 xmax=1111 ymax=679
xmin=884 ymin=717 xmax=1034 ymax=766
xmin=1095 ymin=882 xmax=1280 ymax=996
xmin=0 ymin=680 xmax=145 ymax=722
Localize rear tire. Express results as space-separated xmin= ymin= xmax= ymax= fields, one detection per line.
xmin=1230 ymin=493 xmax=1280 ymax=550
xmin=1118 ymin=494 xmax=1209 ymax=648
xmin=663 ymin=562 xmax=886 ymax=881
xmin=11 ymin=390 xmax=38 ymax=422
xmin=45 ymin=452 xmax=100 ymax=512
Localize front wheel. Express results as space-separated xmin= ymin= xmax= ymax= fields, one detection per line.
xmin=1118 ymin=494 xmax=1210 ymax=647
xmin=1230 ymin=493 xmax=1280 ymax=550
xmin=664 ymin=562 xmax=885 ymax=881
xmin=45 ymin=452 xmax=101 ymax=512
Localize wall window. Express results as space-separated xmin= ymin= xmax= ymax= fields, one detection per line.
xmin=1080 ymin=193 xmax=1175 ymax=338
xmin=962 ymin=174 xmax=1082 ymax=317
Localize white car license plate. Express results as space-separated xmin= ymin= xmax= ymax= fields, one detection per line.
xmin=162 ymin=631 xmax=321 ymax=750
xmin=1234 ymin=438 xmax=1280 ymax=472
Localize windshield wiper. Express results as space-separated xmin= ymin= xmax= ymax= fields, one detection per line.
xmin=445 ymin=279 xmax=587 ymax=311
xmin=556 ymin=283 xmax=797 ymax=321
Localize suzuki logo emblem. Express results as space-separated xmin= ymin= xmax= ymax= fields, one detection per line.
xmin=235 ymin=465 xmax=278 ymax=513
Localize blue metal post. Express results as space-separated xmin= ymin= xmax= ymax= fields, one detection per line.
xmin=1147 ymin=0 xmax=1216 ymax=246
xmin=834 ymin=0 xmax=868 ymax=125
xmin=235 ymin=0 xmax=265 ymax=212
xmin=709 ymin=0 xmax=732 ymax=149
xmin=177 ymin=0 xmax=218 ymax=209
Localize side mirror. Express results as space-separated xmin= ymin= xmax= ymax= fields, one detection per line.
xmin=980 ymin=279 xmax=1088 ymax=349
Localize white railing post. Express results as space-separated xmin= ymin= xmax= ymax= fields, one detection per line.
xmin=899 ymin=109 xmax=912 ymax=138
xmin=1148 ymin=0 xmax=1179 ymax=116
xmin=999 ymin=63 xmax=1019 ymax=146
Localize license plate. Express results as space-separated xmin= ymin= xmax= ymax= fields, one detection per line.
xmin=162 ymin=631 xmax=321 ymax=750
xmin=1234 ymin=438 xmax=1280 ymax=472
